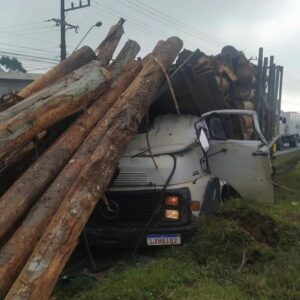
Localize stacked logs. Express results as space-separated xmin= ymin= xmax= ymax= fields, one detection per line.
xmin=194 ymin=45 xmax=256 ymax=111
xmin=0 ymin=17 xmax=183 ymax=299
xmin=193 ymin=45 xmax=257 ymax=139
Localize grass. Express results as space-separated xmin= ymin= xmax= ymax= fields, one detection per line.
xmin=54 ymin=163 xmax=300 ymax=300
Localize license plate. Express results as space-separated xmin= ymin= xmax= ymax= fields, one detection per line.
xmin=146 ymin=234 xmax=181 ymax=246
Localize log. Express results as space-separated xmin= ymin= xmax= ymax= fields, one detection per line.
xmin=0 ymin=60 xmax=111 ymax=167
xmin=109 ymin=40 xmax=141 ymax=78
xmin=6 ymin=36 xmax=183 ymax=300
xmin=18 ymin=47 xmax=96 ymax=100
xmin=0 ymin=60 xmax=142 ymax=296
xmin=0 ymin=60 xmax=141 ymax=244
xmin=96 ymin=18 xmax=125 ymax=67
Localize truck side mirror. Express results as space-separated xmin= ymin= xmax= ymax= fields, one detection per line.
xmin=199 ymin=128 xmax=210 ymax=153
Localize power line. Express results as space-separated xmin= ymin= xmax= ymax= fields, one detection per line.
xmin=0 ymin=50 xmax=59 ymax=62
xmin=0 ymin=42 xmax=60 ymax=57
xmin=0 ymin=21 xmax=45 ymax=30
xmin=125 ymin=0 xmax=227 ymax=45
xmin=92 ymin=1 xmax=213 ymax=52
xmin=111 ymin=0 xmax=223 ymax=48
xmin=0 ymin=29 xmax=59 ymax=46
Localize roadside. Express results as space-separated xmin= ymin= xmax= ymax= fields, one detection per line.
xmin=273 ymin=147 xmax=300 ymax=177
xmin=275 ymin=143 xmax=300 ymax=157
xmin=54 ymin=161 xmax=300 ymax=300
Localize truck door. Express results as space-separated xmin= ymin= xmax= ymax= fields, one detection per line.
xmin=201 ymin=110 xmax=274 ymax=203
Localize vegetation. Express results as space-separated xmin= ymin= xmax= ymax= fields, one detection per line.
xmin=0 ymin=56 xmax=27 ymax=73
xmin=54 ymin=163 xmax=300 ymax=300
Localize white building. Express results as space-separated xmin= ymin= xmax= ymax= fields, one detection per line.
xmin=0 ymin=72 xmax=41 ymax=97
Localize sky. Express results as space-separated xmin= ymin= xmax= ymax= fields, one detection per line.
xmin=0 ymin=0 xmax=299 ymax=112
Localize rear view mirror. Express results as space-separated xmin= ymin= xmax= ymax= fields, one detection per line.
xmin=199 ymin=128 xmax=210 ymax=153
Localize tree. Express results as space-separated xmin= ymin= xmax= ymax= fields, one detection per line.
xmin=0 ymin=56 xmax=27 ymax=73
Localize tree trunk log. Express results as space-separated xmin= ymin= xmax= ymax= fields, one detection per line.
xmin=18 ymin=47 xmax=96 ymax=100
xmin=6 ymin=36 xmax=183 ymax=300
xmin=0 ymin=60 xmax=141 ymax=244
xmin=0 ymin=60 xmax=141 ymax=297
xmin=0 ymin=60 xmax=111 ymax=168
xmin=109 ymin=40 xmax=141 ymax=78
xmin=95 ymin=18 xmax=125 ymax=66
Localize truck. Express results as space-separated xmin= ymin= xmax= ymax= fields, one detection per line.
xmin=278 ymin=111 xmax=300 ymax=148
xmin=86 ymin=109 xmax=274 ymax=248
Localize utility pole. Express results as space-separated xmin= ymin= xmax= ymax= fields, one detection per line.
xmin=48 ymin=1 xmax=91 ymax=61
xmin=60 ymin=0 xmax=66 ymax=60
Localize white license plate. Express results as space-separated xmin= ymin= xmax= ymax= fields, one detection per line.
xmin=146 ymin=234 xmax=181 ymax=246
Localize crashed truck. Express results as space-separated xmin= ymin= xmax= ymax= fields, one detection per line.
xmin=86 ymin=50 xmax=274 ymax=247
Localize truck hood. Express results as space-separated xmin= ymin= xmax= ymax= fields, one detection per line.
xmin=123 ymin=114 xmax=200 ymax=156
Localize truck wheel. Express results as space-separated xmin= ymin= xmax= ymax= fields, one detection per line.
xmin=277 ymin=138 xmax=284 ymax=150
xmin=289 ymin=139 xmax=297 ymax=147
xmin=201 ymin=177 xmax=221 ymax=215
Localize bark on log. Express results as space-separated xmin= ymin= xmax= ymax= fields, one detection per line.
xmin=109 ymin=40 xmax=141 ymax=78
xmin=0 ymin=60 xmax=111 ymax=168
xmin=96 ymin=18 xmax=125 ymax=67
xmin=0 ymin=60 xmax=142 ymax=297
xmin=6 ymin=36 xmax=183 ymax=300
xmin=18 ymin=47 xmax=96 ymax=100
xmin=0 ymin=60 xmax=140 ymax=244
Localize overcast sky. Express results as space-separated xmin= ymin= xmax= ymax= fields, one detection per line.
xmin=1 ymin=0 xmax=299 ymax=112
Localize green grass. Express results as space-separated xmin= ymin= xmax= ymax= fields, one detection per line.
xmin=54 ymin=164 xmax=300 ymax=300
xmin=273 ymin=149 xmax=300 ymax=168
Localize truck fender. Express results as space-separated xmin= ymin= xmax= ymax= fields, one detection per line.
xmin=201 ymin=176 xmax=221 ymax=215
xmin=190 ymin=175 xmax=220 ymax=215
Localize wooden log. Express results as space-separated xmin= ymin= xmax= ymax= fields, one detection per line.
xmin=96 ymin=18 xmax=125 ymax=67
xmin=18 ymin=47 xmax=96 ymax=100
xmin=0 ymin=93 xmax=23 ymax=113
xmin=0 ymin=60 xmax=111 ymax=167
xmin=0 ymin=60 xmax=141 ymax=244
xmin=6 ymin=36 xmax=183 ymax=300
xmin=109 ymin=40 xmax=141 ymax=78
xmin=0 ymin=60 xmax=142 ymax=296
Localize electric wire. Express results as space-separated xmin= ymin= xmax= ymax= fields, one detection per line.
xmin=92 ymin=3 xmax=205 ymax=51
xmin=126 ymin=0 xmax=227 ymax=46
xmin=115 ymin=0 xmax=223 ymax=48
xmin=93 ymin=0 xmax=215 ymax=52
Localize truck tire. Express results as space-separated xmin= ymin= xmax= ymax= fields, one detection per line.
xmin=201 ymin=177 xmax=221 ymax=215
xmin=289 ymin=139 xmax=297 ymax=147
xmin=277 ymin=138 xmax=284 ymax=150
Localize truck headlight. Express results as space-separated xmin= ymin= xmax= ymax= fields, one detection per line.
xmin=165 ymin=209 xmax=180 ymax=220
xmin=165 ymin=195 xmax=179 ymax=206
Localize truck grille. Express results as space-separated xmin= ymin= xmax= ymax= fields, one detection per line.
xmin=112 ymin=172 xmax=151 ymax=187
xmin=89 ymin=191 xmax=162 ymax=225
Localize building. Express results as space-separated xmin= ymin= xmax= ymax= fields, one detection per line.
xmin=0 ymin=72 xmax=41 ymax=97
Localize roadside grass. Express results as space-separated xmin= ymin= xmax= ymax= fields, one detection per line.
xmin=54 ymin=164 xmax=300 ymax=300
xmin=273 ymin=149 xmax=300 ymax=168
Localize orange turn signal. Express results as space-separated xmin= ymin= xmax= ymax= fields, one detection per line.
xmin=190 ymin=201 xmax=201 ymax=211
xmin=165 ymin=195 xmax=179 ymax=206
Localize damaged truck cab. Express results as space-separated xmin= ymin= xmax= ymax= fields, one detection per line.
xmin=87 ymin=110 xmax=274 ymax=247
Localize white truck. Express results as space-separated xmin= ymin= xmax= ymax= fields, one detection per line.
xmin=278 ymin=111 xmax=300 ymax=148
xmin=86 ymin=110 xmax=274 ymax=247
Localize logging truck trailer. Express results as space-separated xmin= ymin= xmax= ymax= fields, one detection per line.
xmin=277 ymin=111 xmax=300 ymax=148
xmin=87 ymin=110 xmax=274 ymax=247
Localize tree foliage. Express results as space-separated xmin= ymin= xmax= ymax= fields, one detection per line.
xmin=0 ymin=56 xmax=27 ymax=73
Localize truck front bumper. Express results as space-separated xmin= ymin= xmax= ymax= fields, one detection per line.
xmin=85 ymin=224 xmax=193 ymax=248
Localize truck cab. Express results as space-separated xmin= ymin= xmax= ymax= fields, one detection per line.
xmin=86 ymin=110 xmax=274 ymax=247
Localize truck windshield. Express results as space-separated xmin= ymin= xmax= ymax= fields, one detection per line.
xmin=207 ymin=114 xmax=258 ymax=141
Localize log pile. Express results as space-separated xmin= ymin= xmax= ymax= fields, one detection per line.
xmin=0 ymin=17 xmax=183 ymax=299
xmin=193 ymin=45 xmax=256 ymax=111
